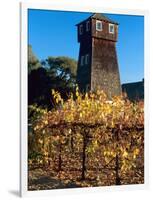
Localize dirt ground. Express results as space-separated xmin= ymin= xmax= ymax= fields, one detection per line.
xmin=28 ymin=166 xmax=143 ymax=191
xmin=28 ymin=168 xmax=89 ymax=191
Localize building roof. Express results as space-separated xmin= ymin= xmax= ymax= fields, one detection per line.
xmin=76 ymin=13 xmax=119 ymax=26
xmin=122 ymin=79 xmax=144 ymax=101
xmin=122 ymin=79 xmax=144 ymax=87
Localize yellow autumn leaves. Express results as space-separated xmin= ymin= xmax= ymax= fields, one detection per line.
xmin=30 ymin=88 xmax=144 ymax=176
xmin=31 ymin=87 xmax=144 ymax=134
xmin=52 ymin=89 xmax=64 ymax=105
xmin=47 ymin=88 xmax=144 ymax=128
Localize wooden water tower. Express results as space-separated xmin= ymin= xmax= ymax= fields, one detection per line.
xmin=76 ymin=13 xmax=121 ymax=98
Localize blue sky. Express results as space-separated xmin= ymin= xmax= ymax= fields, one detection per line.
xmin=28 ymin=9 xmax=144 ymax=84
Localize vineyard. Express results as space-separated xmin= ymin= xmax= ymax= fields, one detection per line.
xmin=28 ymin=89 xmax=144 ymax=190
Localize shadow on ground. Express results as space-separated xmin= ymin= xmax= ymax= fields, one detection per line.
xmin=28 ymin=169 xmax=80 ymax=191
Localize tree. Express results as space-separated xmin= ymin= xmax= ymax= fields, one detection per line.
xmin=28 ymin=45 xmax=41 ymax=74
xmin=28 ymin=67 xmax=52 ymax=107
xmin=28 ymin=55 xmax=77 ymax=108
xmin=44 ymin=56 xmax=77 ymax=89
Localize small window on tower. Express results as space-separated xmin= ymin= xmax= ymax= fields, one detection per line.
xmin=86 ymin=21 xmax=90 ymax=31
xmin=85 ymin=54 xmax=89 ymax=65
xmin=109 ymin=24 xmax=114 ymax=34
xmin=96 ymin=20 xmax=102 ymax=31
xmin=81 ymin=56 xmax=84 ymax=66
xmin=79 ymin=24 xmax=83 ymax=35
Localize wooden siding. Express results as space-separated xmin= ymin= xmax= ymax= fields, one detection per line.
xmin=91 ymin=19 xmax=118 ymax=42
xmin=91 ymin=38 xmax=121 ymax=97
xmin=77 ymin=19 xmax=92 ymax=43
xmin=77 ymin=18 xmax=118 ymax=43
xmin=77 ymin=38 xmax=92 ymax=92
xmin=76 ymin=14 xmax=121 ymax=97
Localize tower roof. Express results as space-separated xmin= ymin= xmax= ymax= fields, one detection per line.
xmin=91 ymin=13 xmax=118 ymax=24
xmin=76 ymin=13 xmax=119 ymax=26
